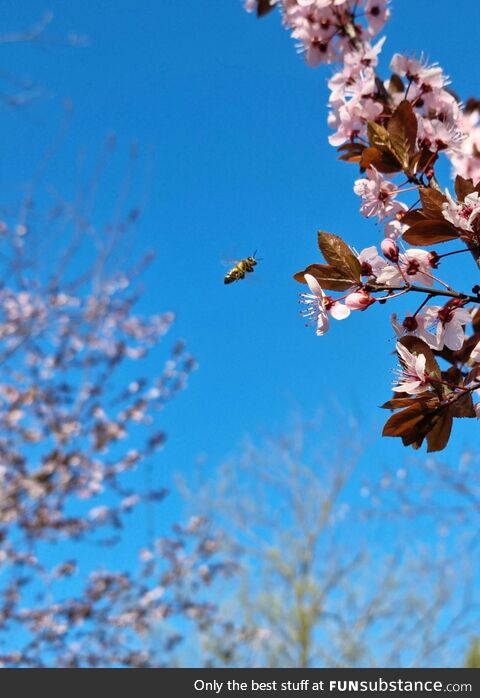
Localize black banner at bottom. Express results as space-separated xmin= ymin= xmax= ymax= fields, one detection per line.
xmin=0 ymin=668 xmax=478 ymax=696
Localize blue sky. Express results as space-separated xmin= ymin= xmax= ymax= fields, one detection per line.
xmin=2 ymin=0 xmax=480 ymax=556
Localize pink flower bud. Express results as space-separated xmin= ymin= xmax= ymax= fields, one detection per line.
xmin=381 ymin=238 xmax=399 ymax=262
xmin=345 ymin=290 xmax=375 ymax=311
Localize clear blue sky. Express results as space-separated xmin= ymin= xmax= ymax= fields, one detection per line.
xmin=2 ymin=1 xmax=480 ymax=550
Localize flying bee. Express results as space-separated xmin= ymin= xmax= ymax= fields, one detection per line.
xmin=224 ymin=251 xmax=261 ymax=285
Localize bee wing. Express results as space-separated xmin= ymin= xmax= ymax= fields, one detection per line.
xmin=221 ymin=257 xmax=240 ymax=268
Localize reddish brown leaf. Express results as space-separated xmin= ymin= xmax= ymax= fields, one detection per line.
xmin=411 ymin=147 xmax=438 ymax=176
xmin=465 ymin=97 xmax=480 ymax=114
xmin=454 ymin=175 xmax=476 ymax=201
xmin=317 ymin=231 xmax=361 ymax=281
xmin=257 ymin=0 xmax=275 ymax=16
xmin=400 ymin=209 xmax=427 ymax=226
xmin=418 ymin=187 xmax=448 ymax=219
xmin=382 ymin=401 xmax=431 ymax=438
xmin=293 ymin=264 xmax=357 ymax=291
xmin=426 ymin=408 xmax=453 ymax=452
xmin=388 ymin=100 xmax=418 ymax=163
xmin=382 ymin=397 xmax=418 ymax=409
xmin=360 ymin=147 xmax=401 ymax=174
xmin=387 ymin=73 xmax=404 ymax=94
xmin=367 ymin=121 xmax=393 ymax=154
xmin=337 ymin=142 xmax=365 ymax=164
xmin=449 ymin=392 xmax=476 ymax=418
xmin=382 ymin=394 xmax=433 ymax=410
xmin=402 ymin=219 xmax=459 ymax=245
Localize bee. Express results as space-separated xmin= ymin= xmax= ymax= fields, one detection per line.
xmin=224 ymin=251 xmax=260 ymax=285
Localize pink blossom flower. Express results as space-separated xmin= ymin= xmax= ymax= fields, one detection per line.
xmin=376 ymin=248 xmax=435 ymax=287
xmin=353 ymin=168 xmax=402 ymax=221
xmin=328 ymin=97 xmax=383 ymax=146
xmin=417 ymin=116 xmax=467 ymax=155
xmin=393 ymin=343 xmax=430 ymax=395
xmin=364 ymin=0 xmax=390 ymax=36
xmin=391 ymin=311 xmax=439 ymax=350
xmin=442 ymin=190 xmax=480 ymax=233
xmin=448 ymin=111 xmax=480 ymax=184
xmin=422 ymin=303 xmax=472 ymax=351
xmin=357 ymin=245 xmax=387 ymax=277
xmin=390 ymin=54 xmax=449 ymax=93
xmin=300 ymin=273 xmax=350 ymax=335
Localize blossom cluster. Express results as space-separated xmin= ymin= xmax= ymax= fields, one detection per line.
xmin=247 ymin=0 xmax=480 ymax=450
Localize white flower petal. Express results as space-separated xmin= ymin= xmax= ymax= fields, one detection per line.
xmin=304 ymin=274 xmax=324 ymax=298
xmin=330 ymin=302 xmax=350 ymax=320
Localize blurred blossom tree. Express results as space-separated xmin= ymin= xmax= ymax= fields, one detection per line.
xmin=178 ymin=417 xmax=480 ymax=667
xmin=0 ymin=16 xmax=237 ymax=668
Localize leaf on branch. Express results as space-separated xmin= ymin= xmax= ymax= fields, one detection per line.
xmin=418 ymin=187 xmax=448 ymax=219
xmin=465 ymin=97 xmax=480 ymax=113
xmin=425 ymin=407 xmax=453 ymax=452
xmin=402 ymin=219 xmax=459 ymax=245
xmin=449 ymin=391 xmax=476 ymax=418
xmin=360 ymin=146 xmax=400 ymax=174
xmin=411 ymin=147 xmax=438 ymax=176
xmin=337 ymin=142 xmax=365 ymax=164
xmin=317 ymin=231 xmax=361 ymax=280
xmin=454 ymin=175 xmax=480 ymax=201
xmin=382 ymin=399 xmax=435 ymax=441
xmin=293 ymin=263 xmax=357 ymax=291
xmin=382 ymin=398 xmax=454 ymax=452
xmin=400 ymin=209 xmax=426 ymax=226
xmin=387 ymin=100 xmax=418 ymax=166
xmin=257 ymin=0 xmax=276 ymax=16
xmin=382 ymin=394 xmax=431 ymax=410
xmin=367 ymin=121 xmax=392 ymax=153
xmin=387 ymin=73 xmax=405 ymax=95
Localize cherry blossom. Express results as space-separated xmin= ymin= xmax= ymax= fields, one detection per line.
xmin=248 ymin=1 xmax=480 ymax=448
xmin=357 ymin=245 xmax=387 ymax=278
xmin=375 ymin=249 xmax=436 ymax=287
xmin=393 ymin=343 xmax=430 ymax=395
xmin=423 ymin=302 xmax=472 ymax=352
xmin=300 ymin=274 xmax=350 ymax=334
xmin=353 ymin=168 xmax=403 ymax=221
xmin=442 ymin=190 xmax=480 ymax=233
